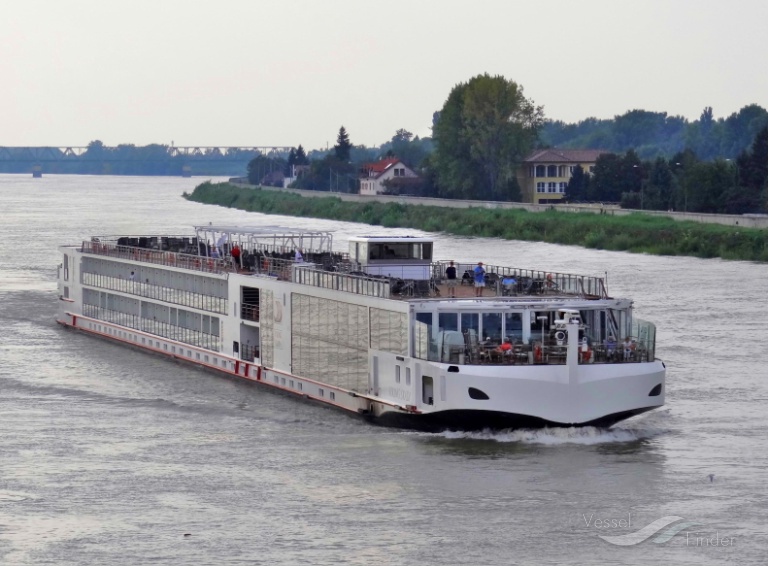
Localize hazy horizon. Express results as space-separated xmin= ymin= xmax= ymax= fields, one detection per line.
xmin=2 ymin=0 xmax=766 ymax=149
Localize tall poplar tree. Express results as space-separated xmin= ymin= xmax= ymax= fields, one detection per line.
xmin=432 ymin=74 xmax=543 ymax=200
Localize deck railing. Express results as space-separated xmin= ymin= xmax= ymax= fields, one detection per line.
xmin=431 ymin=261 xmax=608 ymax=299
xmin=294 ymin=266 xmax=391 ymax=298
xmin=82 ymin=240 xmax=232 ymax=274
xmin=80 ymin=240 xmax=608 ymax=301
xmin=241 ymin=302 xmax=260 ymax=322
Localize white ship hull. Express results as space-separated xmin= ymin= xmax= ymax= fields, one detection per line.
xmin=56 ymin=226 xmax=665 ymax=431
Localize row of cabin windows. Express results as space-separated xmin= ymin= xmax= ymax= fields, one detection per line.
xmin=91 ymin=323 xmax=231 ymax=369
xmin=92 ymin=321 xmax=344 ymax=404
xmin=271 ymin=374 xmax=336 ymax=400
xmin=419 ymin=312 xmax=525 ymax=344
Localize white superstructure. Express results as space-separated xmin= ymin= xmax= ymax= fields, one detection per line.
xmin=56 ymin=226 xmax=665 ymax=431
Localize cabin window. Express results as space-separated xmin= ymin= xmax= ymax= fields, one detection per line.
xmin=504 ymin=312 xmax=524 ymax=342
xmin=369 ymin=242 xmax=432 ymax=261
xmin=461 ymin=313 xmax=479 ymax=336
xmin=438 ymin=312 xmax=458 ymax=332
xmin=406 ymin=367 xmax=411 ymax=386
xmin=395 ymin=366 xmax=401 ymax=384
xmin=482 ymin=313 xmax=503 ymax=343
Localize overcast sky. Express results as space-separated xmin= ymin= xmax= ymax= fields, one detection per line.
xmin=2 ymin=0 xmax=766 ymax=150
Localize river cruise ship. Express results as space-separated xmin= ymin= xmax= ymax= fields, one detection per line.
xmin=56 ymin=225 xmax=665 ymax=431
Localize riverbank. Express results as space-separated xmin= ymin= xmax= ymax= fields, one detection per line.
xmin=184 ymin=181 xmax=768 ymax=262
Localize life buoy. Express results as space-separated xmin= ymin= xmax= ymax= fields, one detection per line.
xmin=534 ymin=343 xmax=543 ymax=363
xmin=555 ymin=330 xmax=566 ymax=344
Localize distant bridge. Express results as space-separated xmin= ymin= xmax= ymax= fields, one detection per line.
xmin=0 ymin=145 xmax=295 ymax=177
xmin=0 ymin=145 xmax=294 ymax=159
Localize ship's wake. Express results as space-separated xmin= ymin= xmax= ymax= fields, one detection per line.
xmin=428 ymin=413 xmax=670 ymax=445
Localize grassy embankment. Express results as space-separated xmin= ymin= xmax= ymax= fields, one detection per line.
xmin=184 ymin=182 xmax=768 ymax=262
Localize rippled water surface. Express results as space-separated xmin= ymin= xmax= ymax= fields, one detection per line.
xmin=1 ymin=175 xmax=766 ymax=565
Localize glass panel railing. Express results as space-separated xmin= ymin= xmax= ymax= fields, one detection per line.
xmin=631 ymin=318 xmax=656 ymax=361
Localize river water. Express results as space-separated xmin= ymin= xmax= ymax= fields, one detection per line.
xmin=1 ymin=174 xmax=766 ymax=565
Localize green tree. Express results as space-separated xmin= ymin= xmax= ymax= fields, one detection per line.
xmin=433 ymin=74 xmax=543 ymax=200
xmin=588 ymin=150 xmax=641 ymax=203
xmin=392 ymin=128 xmax=413 ymax=143
xmin=565 ymin=165 xmax=590 ymax=201
xmin=684 ymin=160 xmax=733 ymax=213
xmin=387 ymin=130 xmax=432 ymax=169
xmin=732 ymin=125 xmax=768 ymax=212
xmin=643 ymin=157 xmax=675 ymax=210
xmin=334 ymin=126 xmax=352 ymax=161
xmin=295 ymin=144 xmax=308 ymax=165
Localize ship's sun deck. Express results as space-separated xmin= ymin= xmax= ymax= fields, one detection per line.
xmin=72 ymin=228 xmax=657 ymax=369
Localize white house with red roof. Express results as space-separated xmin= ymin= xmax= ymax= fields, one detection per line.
xmin=359 ymin=157 xmax=419 ymax=196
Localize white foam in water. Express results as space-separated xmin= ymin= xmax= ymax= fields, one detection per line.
xmin=434 ymin=424 xmax=666 ymax=445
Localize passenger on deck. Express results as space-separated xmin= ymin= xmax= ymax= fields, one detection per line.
xmin=622 ymin=337 xmax=633 ymax=361
xmin=295 ymin=249 xmax=303 ymax=262
xmin=231 ymin=244 xmax=241 ymax=266
xmin=445 ymin=261 xmax=458 ymax=297
xmin=473 ymin=262 xmax=486 ymax=297
xmin=495 ymin=338 xmax=513 ymax=359
xmin=605 ymin=335 xmax=617 ymax=361
xmin=502 ymin=274 xmax=517 ymax=295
